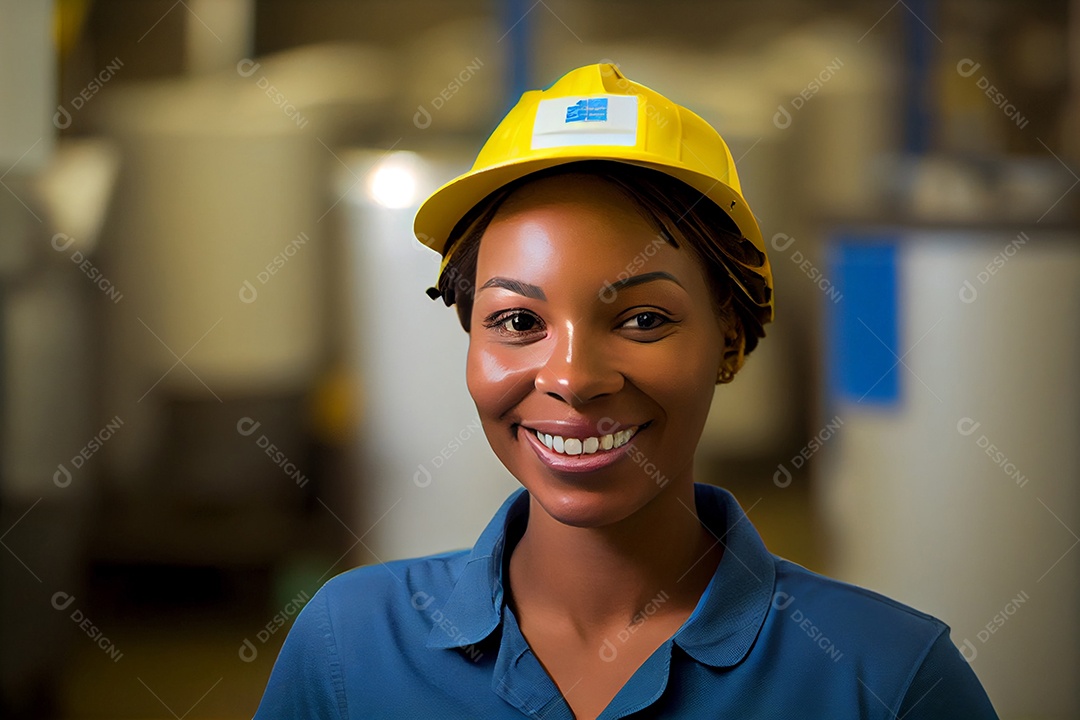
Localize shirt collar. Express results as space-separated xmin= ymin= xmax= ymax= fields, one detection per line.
xmin=424 ymin=488 xmax=527 ymax=650
xmin=425 ymin=482 xmax=776 ymax=669
xmin=672 ymin=483 xmax=777 ymax=667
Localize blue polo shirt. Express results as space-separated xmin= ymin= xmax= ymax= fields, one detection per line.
xmin=252 ymin=483 xmax=999 ymax=719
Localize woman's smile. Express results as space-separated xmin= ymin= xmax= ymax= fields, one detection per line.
xmin=465 ymin=172 xmax=725 ymax=527
xmin=523 ymin=421 xmax=645 ymax=455
xmin=513 ymin=419 xmax=652 ymax=473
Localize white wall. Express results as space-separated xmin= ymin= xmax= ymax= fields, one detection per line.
xmin=820 ymin=229 xmax=1080 ymax=719
xmin=343 ymin=151 xmax=520 ymax=562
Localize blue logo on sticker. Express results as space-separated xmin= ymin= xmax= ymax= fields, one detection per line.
xmin=565 ymin=98 xmax=608 ymax=123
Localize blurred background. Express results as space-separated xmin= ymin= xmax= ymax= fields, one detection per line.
xmin=1 ymin=0 xmax=1077 ymax=717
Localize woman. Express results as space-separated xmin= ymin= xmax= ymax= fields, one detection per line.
xmin=253 ymin=63 xmax=998 ymax=719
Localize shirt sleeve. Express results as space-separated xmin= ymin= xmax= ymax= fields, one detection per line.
xmin=252 ymin=586 xmax=348 ymax=720
xmin=897 ymin=628 xmax=999 ymax=719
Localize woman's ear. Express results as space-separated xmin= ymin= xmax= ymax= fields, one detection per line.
xmin=718 ymin=320 xmax=747 ymax=383
xmin=456 ymin=298 xmax=472 ymax=333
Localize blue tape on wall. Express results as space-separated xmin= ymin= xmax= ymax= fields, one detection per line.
xmin=826 ymin=235 xmax=901 ymax=406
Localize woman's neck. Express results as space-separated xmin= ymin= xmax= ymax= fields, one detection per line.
xmin=506 ymin=479 xmax=723 ymax=642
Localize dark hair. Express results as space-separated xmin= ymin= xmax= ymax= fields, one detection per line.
xmin=426 ymin=159 xmax=769 ymax=356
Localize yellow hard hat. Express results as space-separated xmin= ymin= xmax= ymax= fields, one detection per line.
xmin=413 ymin=62 xmax=773 ymax=325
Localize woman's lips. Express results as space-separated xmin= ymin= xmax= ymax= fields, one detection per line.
xmin=525 ymin=423 xmax=644 ymax=455
xmin=516 ymin=421 xmax=650 ymax=473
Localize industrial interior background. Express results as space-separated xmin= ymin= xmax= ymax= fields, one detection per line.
xmin=1 ymin=0 xmax=1077 ymax=717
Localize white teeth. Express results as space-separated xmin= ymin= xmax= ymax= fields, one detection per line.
xmin=531 ymin=425 xmax=641 ymax=456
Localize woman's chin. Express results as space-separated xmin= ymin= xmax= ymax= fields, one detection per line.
xmin=524 ymin=481 xmax=652 ymax=529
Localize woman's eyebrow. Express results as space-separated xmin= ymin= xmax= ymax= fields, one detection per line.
xmin=479 ymin=271 xmax=684 ymax=300
xmin=609 ymin=271 xmax=685 ymax=292
xmin=479 ymin=277 xmax=547 ymax=300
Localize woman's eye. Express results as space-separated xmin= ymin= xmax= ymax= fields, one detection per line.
xmin=483 ymin=310 xmax=544 ymax=337
xmin=503 ymin=313 xmax=539 ymax=333
xmin=622 ymin=311 xmax=671 ymax=330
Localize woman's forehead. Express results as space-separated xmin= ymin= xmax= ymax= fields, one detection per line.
xmin=478 ymin=189 xmax=671 ymax=265
xmin=494 ymin=171 xmax=647 ymax=221
xmin=472 ymin=188 xmax=709 ymax=298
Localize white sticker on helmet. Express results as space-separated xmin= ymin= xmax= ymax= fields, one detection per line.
xmin=530 ymin=95 xmax=639 ymax=149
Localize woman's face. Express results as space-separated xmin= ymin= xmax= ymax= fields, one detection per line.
xmin=465 ymin=173 xmax=726 ymax=528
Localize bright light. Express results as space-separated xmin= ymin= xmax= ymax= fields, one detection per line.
xmin=369 ymin=152 xmax=421 ymax=208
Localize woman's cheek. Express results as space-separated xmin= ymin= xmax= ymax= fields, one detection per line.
xmin=639 ymin=338 xmax=717 ymax=427
xmin=465 ymin=342 xmax=537 ymax=416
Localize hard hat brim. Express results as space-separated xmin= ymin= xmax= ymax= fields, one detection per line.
xmin=413 ymin=151 xmax=766 ymax=264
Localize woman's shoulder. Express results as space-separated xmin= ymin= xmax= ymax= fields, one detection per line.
xmin=769 ymin=554 xmax=953 ymax=654
xmin=252 ymin=547 xmax=481 ymax=719
xmin=765 ymin=556 xmax=998 ymax=718
xmin=316 ymin=546 xmax=474 ymax=612
xmin=766 ymin=556 xmax=961 ymax=692
xmin=771 ymin=555 xmax=948 ymax=635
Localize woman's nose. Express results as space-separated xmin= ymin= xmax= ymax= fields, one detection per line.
xmin=534 ymin=321 xmax=623 ymax=405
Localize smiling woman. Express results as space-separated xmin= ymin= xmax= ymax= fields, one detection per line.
xmin=462 ymin=171 xmax=738 ymax=526
xmin=252 ymin=63 xmax=999 ymax=720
